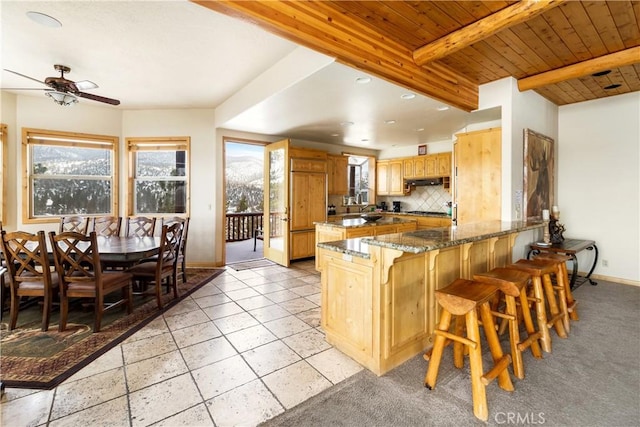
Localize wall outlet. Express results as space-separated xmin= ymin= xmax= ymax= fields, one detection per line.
xmin=602 ymin=259 xmax=609 ymax=267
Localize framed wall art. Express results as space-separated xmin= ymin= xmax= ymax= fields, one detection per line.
xmin=418 ymin=144 xmax=426 ymax=155
xmin=523 ymin=128 xmax=554 ymax=221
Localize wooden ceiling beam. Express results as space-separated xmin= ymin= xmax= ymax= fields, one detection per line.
xmin=192 ymin=0 xmax=479 ymax=112
xmin=413 ymin=0 xmax=565 ymax=66
xmin=518 ymin=46 xmax=640 ymax=91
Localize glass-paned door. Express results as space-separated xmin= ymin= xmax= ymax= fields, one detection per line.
xmin=263 ymin=139 xmax=290 ymax=266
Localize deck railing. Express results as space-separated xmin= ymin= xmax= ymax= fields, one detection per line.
xmin=225 ymin=212 xmax=286 ymax=242
xmin=226 ymin=212 xmax=263 ymax=242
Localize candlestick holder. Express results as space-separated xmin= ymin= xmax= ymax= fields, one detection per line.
xmin=543 ymin=220 xmax=550 ymax=244
xmin=549 ymin=218 xmax=565 ymax=244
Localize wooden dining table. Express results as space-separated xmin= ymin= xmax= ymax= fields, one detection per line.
xmin=93 ymin=236 xmax=161 ymax=265
xmin=18 ymin=235 xmax=162 ymax=268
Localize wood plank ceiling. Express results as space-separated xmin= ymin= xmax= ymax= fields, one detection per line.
xmin=194 ymin=0 xmax=640 ymax=112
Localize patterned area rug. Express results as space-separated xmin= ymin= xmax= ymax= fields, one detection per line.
xmin=0 ymin=268 xmax=224 ymax=389
xmin=228 ymin=258 xmax=276 ymax=271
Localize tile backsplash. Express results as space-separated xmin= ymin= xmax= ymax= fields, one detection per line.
xmin=378 ymin=186 xmax=452 ymax=213
xmin=328 ymin=185 xmax=452 ymax=214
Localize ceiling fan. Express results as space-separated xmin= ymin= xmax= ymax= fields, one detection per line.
xmin=3 ymin=64 xmax=120 ymax=106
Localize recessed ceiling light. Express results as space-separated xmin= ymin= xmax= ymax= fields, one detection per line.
xmin=356 ymin=77 xmax=371 ymax=84
xmin=416 ymin=128 xmax=425 ymax=132
xmin=26 ymin=11 xmax=62 ymax=27
xmin=604 ymin=83 xmax=621 ymax=90
xmin=331 ymin=133 xmax=340 ymax=137
xmin=436 ymin=106 xmax=450 ymax=111
xmin=340 ymin=121 xmax=354 ymax=126
xmin=401 ymin=93 xmax=416 ymax=100
xmin=592 ymin=70 xmax=611 ymax=77
xmin=384 ymin=120 xmax=396 ymax=124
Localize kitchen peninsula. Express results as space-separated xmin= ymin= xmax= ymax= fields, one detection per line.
xmin=316 ymin=220 xmax=544 ymax=376
xmin=314 ymin=216 xmax=417 ymax=269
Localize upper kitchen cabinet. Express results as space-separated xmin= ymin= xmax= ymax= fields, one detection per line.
xmin=327 ymin=154 xmax=348 ymax=195
xmin=376 ymin=159 xmax=404 ymax=196
xmin=437 ymin=152 xmax=452 ymax=176
xmin=454 ymin=128 xmax=501 ymax=225
xmin=403 ymin=153 xmax=452 ymax=179
xmin=403 ymin=156 xmax=425 ymax=179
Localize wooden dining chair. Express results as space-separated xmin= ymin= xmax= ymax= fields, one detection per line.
xmin=92 ymin=216 xmax=122 ymax=237
xmin=161 ymin=217 xmax=189 ymax=283
xmin=59 ymin=216 xmax=90 ymax=234
xmin=125 ymin=216 xmax=156 ymax=237
xmin=49 ymin=231 xmax=133 ymax=333
xmin=127 ymin=223 xmax=182 ymax=309
xmin=0 ymin=230 xmax=59 ymax=331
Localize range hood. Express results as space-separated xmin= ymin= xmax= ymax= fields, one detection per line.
xmin=404 ymin=177 xmax=444 ymax=186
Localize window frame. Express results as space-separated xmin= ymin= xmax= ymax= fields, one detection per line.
xmin=22 ymin=127 xmax=119 ymax=224
xmin=126 ymin=136 xmax=191 ymax=218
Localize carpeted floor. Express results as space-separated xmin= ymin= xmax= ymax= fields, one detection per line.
xmin=0 ymin=268 xmax=224 ymax=389
xmin=262 ymin=280 xmax=640 ymax=426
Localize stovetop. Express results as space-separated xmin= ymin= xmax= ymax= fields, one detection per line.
xmin=405 ymin=210 xmax=449 ymax=216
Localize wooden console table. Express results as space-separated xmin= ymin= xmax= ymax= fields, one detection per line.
xmin=528 ymin=238 xmax=598 ymax=289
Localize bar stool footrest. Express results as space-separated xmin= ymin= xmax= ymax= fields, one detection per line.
xmin=481 ymin=354 xmax=512 ymax=386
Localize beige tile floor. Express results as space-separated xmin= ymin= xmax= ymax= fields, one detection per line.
xmin=0 ymin=260 xmax=363 ymax=427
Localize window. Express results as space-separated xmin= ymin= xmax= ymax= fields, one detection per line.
xmin=1 ymin=124 xmax=6 ymax=224
xmin=22 ymin=128 xmax=119 ymax=222
xmin=348 ymin=155 xmax=372 ymax=204
xmin=127 ymin=137 xmax=190 ymax=215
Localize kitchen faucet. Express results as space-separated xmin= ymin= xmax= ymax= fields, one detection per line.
xmin=359 ymin=204 xmax=374 ymax=213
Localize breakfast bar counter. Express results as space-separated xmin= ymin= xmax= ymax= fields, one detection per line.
xmin=316 ymin=220 xmax=544 ymax=376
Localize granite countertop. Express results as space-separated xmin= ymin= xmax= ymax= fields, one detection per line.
xmin=317 ymin=238 xmax=372 ymax=259
xmin=333 ymin=211 xmax=451 ymax=218
xmin=315 ymin=216 xmax=417 ymax=228
xmin=317 ymin=220 xmax=544 ymax=258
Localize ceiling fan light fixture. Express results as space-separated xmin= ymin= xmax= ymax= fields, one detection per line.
xmin=75 ymin=80 xmax=98 ymax=90
xmin=26 ymin=11 xmax=62 ymax=28
xmin=46 ymin=90 xmax=78 ymax=106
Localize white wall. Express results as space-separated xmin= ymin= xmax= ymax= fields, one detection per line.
xmin=123 ymin=109 xmax=217 ymax=266
xmin=558 ymin=92 xmax=640 ymax=283
xmin=1 ymin=92 xmax=18 ymax=227
xmin=5 ymin=95 xmax=122 ymax=234
xmin=479 ymin=77 xmax=558 ymax=222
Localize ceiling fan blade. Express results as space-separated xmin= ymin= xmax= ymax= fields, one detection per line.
xmin=77 ymin=91 xmax=120 ymax=105
xmin=75 ymin=80 xmax=98 ymax=90
xmin=3 ymin=69 xmax=47 ymax=86
xmin=1 ymin=87 xmax=49 ymax=90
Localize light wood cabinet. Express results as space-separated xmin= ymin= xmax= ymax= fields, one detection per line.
xmin=454 ymin=128 xmax=501 ymax=225
xmin=315 ymin=220 xmax=417 ymax=268
xmin=290 ymin=155 xmax=327 ymax=260
xmin=290 ymin=231 xmax=316 ymax=259
xmin=376 ymin=159 xmax=403 ymax=196
xmin=425 ymin=155 xmax=437 ymax=177
xmin=401 ymin=153 xmax=451 ymax=179
xmin=403 ymin=156 xmax=425 ymax=179
xmin=318 ymin=229 xmax=519 ymax=376
xmin=414 ymin=216 xmax=451 ymax=229
xmin=437 ymin=152 xmax=452 ymax=176
xmin=327 ymin=154 xmax=348 ymax=195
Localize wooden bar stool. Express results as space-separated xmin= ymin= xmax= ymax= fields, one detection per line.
xmin=533 ymin=252 xmax=579 ymax=323
xmin=506 ymin=259 xmax=568 ymax=353
xmin=473 ymin=268 xmax=543 ymax=380
xmin=424 ymin=278 xmax=514 ymax=421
